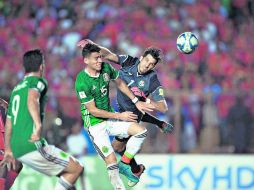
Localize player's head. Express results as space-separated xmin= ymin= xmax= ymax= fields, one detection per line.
xmin=23 ymin=49 xmax=45 ymax=77
xmin=139 ymin=47 xmax=162 ymax=74
xmin=82 ymin=43 xmax=102 ymax=71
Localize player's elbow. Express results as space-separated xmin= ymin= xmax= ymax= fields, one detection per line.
xmin=89 ymin=109 xmax=97 ymax=117
xmin=88 ymin=108 xmax=101 ymax=118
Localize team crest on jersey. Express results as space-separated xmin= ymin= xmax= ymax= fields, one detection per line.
xmin=138 ymin=80 xmax=145 ymax=87
xmin=79 ymin=91 xmax=87 ymax=99
xmin=103 ymin=73 xmax=110 ymax=82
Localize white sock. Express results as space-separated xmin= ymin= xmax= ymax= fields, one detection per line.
xmin=107 ymin=163 xmax=126 ymax=190
xmin=125 ymin=129 xmax=148 ymax=156
xmin=54 ymin=176 xmax=75 ymax=190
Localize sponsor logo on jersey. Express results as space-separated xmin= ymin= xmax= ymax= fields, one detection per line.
xmin=103 ymin=73 xmax=110 ymax=82
xmin=79 ymin=91 xmax=87 ymax=99
xmin=138 ymin=80 xmax=145 ymax=87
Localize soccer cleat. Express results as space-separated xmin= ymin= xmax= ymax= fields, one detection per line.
xmin=160 ymin=122 xmax=174 ymax=133
xmin=127 ymin=164 xmax=146 ymax=187
xmin=119 ymin=162 xmax=139 ymax=184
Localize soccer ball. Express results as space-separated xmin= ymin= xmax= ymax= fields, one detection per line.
xmin=176 ymin=32 xmax=199 ymax=54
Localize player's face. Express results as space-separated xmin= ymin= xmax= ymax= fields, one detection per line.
xmin=139 ymin=54 xmax=157 ymax=74
xmin=84 ymin=52 xmax=102 ymax=71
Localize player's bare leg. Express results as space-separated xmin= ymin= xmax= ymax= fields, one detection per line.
xmin=55 ymin=157 xmax=83 ymax=190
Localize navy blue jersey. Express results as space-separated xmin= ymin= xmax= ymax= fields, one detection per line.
xmin=116 ymin=55 xmax=165 ymax=121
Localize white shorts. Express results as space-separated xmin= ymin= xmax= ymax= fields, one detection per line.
xmin=17 ymin=145 xmax=72 ymax=176
xmin=86 ymin=119 xmax=133 ymax=159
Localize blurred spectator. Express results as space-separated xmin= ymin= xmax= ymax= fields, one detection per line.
xmin=66 ymin=120 xmax=88 ymax=159
xmin=199 ymin=92 xmax=220 ymax=153
xmin=226 ymin=95 xmax=252 ymax=153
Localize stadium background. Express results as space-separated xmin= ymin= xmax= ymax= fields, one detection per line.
xmin=0 ymin=0 xmax=253 ymax=189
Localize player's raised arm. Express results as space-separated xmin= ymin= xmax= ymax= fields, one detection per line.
xmin=114 ymin=78 xmax=155 ymax=114
xmin=77 ymin=39 xmax=119 ymax=63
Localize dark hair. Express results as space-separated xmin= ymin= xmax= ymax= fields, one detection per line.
xmin=23 ymin=49 xmax=44 ymax=73
xmin=142 ymin=47 xmax=162 ymax=65
xmin=82 ymin=43 xmax=101 ymax=57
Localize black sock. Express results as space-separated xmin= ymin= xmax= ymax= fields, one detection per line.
xmin=141 ymin=113 xmax=164 ymax=128
xmin=118 ymin=148 xmax=140 ymax=173
xmin=130 ymin=158 xmax=140 ymax=173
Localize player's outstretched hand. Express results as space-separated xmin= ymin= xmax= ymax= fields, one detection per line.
xmin=77 ymin=39 xmax=94 ymax=48
xmin=135 ymin=101 xmax=155 ymax=114
xmin=0 ymin=149 xmax=16 ymax=171
xmin=118 ymin=111 xmax=138 ymax=122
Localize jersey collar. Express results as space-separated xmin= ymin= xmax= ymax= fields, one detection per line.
xmin=24 ymin=73 xmax=37 ymax=78
xmin=84 ymin=69 xmax=100 ymax=78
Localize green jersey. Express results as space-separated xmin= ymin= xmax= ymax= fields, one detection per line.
xmin=75 ymin=62 xmax=119 ymax=127
xmin=7 ymin=75 xmax=48 ymax=158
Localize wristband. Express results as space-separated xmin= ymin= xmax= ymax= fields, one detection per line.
xmin=145 ymin=98 xmax=151 ymax=104
xmin=132 ymin=97 xmax=139 ymax=104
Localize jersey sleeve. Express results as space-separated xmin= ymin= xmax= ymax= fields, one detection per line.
xmin=29 ymin=77 xmax=48 ymax=95
xmin=117 ymin=55 xmax=139 ymax=67
xmin=75 ymin=78 xmax=94 ymax=104
xmin=149 ymin=73 xmax=165 ymax=102
xmin=107 ymin=63 xmax=119 ymax=80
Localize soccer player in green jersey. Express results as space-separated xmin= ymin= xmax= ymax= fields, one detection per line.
xmin=78 ymin=39 xmax=173 ymax=187
xmin=75 ymin=43 xmax=154 ymax=190
xmin=0 ymin=49 xmax=83 ymax=190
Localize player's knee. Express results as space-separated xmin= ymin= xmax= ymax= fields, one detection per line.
xmin=135 ymin=124 xmax=146 ymax=134
xmin=105 ymin=152 xmax=118 ymax=165
xmin=77 ymin=164 xmax=84 ymax=176
xmin=68 ymin=157 xmax=84 ymax=175
xmin=73 ymin=160 xmax=83 ymax=175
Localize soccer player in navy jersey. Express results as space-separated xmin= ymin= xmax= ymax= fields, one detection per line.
xmin=78 ymin=39 xmax=173 ymax=187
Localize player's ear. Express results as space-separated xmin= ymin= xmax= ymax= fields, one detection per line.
xmin=83 ymin=57 xmax=88 ymax=64
xmin=39 ymin=64 xmax=45 ymax=76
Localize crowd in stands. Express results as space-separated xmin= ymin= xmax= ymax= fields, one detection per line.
xmin=0 ymin=0 xmax=253 ymax=155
